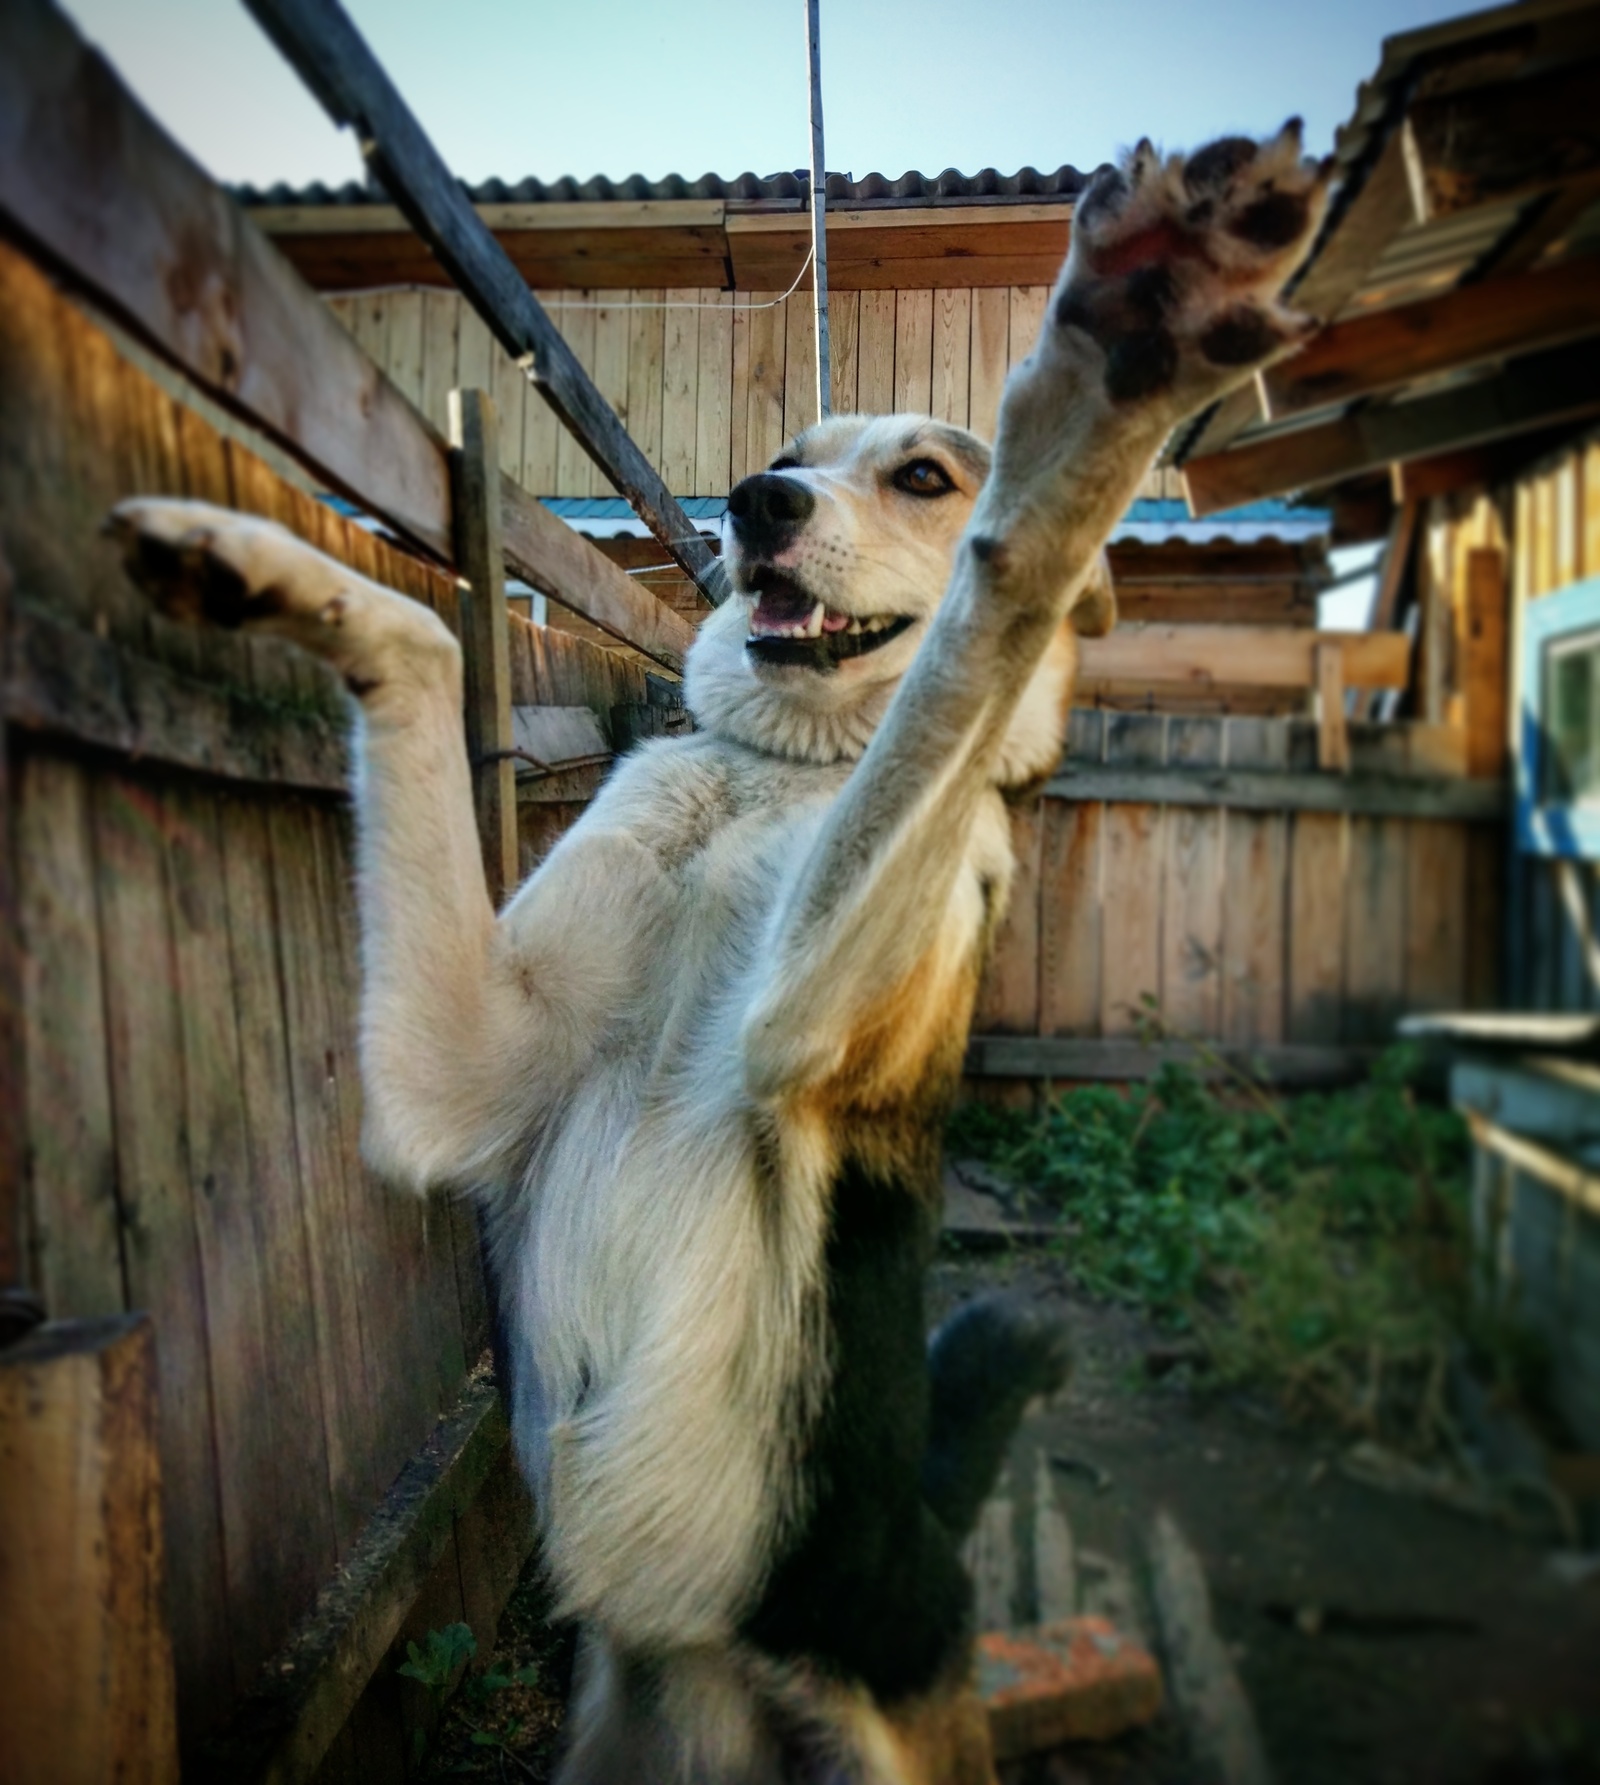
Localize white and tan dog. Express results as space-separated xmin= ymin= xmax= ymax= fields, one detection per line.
xmin=110 ymin=126 xmax=1328 ymax=1784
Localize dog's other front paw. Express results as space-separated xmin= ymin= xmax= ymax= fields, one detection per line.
xmin=1052 ymin=120 xmax=1333 ymax=412
xmin=104 ymin=498 xmax=320 ymax=629
xmin=103 ymin=497 xmax=459 ymax=701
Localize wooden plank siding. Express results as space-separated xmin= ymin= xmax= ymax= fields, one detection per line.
xmin=972 ymin=712 xmax=1502 ymax=1089
xmin=332 ymin=283 xmax=1190 ymax=503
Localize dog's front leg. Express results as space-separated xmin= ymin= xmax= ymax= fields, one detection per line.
xmin=744 ymin=126 xmax=1332 ymax=1099
xmin=103 ymin=503 xmax=623 ymax=1187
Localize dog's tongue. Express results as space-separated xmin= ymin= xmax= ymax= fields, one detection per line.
xmin=752 ymin=584 xmax=815 ymax=629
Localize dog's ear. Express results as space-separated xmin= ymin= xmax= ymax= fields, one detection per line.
xmin=1070 ymin=551 xmax=1117 ymax=638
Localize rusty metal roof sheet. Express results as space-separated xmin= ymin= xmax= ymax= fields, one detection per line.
xmin=234 ymin=165 xmax=1091 ymax=211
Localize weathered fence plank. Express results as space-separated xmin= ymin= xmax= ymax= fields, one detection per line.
xmin=0 ymin=1315 xmax=179 ymax=1785
xmin=199 ymin=1373 xmax=511 ymax=1785
xmin=1285 ymin=813 xmax=1347 ymax=1046
xmin=1101 ymin=804 xmax=1163 ymax=1036
xmin=93 ymin=771 xmax=235 ymax=1737
xmin=0 ymin=540 xmax=21 ymax=1292
xmin=14 ymin=753 xmax=123 ymax=1319
xmin=501 ymin=478 xmax=696 ymax=674
xmin=1038 ymin=802 xmax=1103 ymax=1038
xmin=218 ymin=794 xmax=343 ymax=1602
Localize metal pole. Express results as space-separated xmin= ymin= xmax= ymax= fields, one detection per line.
xmin=806 ymin=0 xmax=831 ymax=419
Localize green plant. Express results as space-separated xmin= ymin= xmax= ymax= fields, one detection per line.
xmin=400 ymin=1624 xmax=547 ymax=1776
xmin=398 ymin=1623 xmax=478 ymax=1706
xmin=947 ymin=1041 xmax=1519 ymax=1452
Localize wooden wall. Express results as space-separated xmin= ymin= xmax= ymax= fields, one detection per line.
xmin=329 ymin=286 xmax=1190 ymax=503
xmin=0 ymin=237 xmax=637 ymax=1769
xmin=1499 ymin=432 xmax=1600 ymax=1010
xmin=971 ymin=713 xmax=1503 ymax=1079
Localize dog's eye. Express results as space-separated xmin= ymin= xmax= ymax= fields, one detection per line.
xmin=892 ymin=458 xmax=955 ymax=498
xmin=769 ymin=455 xmax=801 ymax=472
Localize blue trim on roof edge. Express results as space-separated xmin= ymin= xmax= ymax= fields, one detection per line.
xmin=535 ymin=496 xmax=1328 ymax=525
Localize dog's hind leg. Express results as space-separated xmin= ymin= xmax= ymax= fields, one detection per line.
xmin=922 ymin=1296 xmax=1072 ymax=1542
xmin=740 ymin=126 xmax=1333 ymax=1101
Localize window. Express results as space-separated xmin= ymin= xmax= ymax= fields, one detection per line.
xmin=1518 ymin=576 xmax=1600 ymax=858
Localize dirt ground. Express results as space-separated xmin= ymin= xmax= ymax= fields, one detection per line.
xmin=419 ymin=1248 xmax=1600 ymax=1784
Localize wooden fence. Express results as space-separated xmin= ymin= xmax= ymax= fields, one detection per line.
xmin=967 ymin=711 xmax=1505 ymax=1092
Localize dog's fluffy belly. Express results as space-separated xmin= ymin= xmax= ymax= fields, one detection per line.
xmin=504 ymin=1060 xmax=837 ymax=1647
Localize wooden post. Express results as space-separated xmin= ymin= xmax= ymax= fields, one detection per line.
xmin=449 ymin=389 xmax=518 ymax=907
xmin=1463 ymin=544 xmax=1509 ymax=779
xmin=0 ymin=1315 xmax=179 ymax=1785
xmin=0 ymin=536 xmax=22 ymax=1291
xmin=1315 ymin=642 xmax=1351 ymax=772
xmin=805 ymin=0 xmax=831 ymax=420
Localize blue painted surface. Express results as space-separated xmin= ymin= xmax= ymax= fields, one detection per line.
xmin=536 ymin=495 xmax=1330 ymax=534
xmin=1517 ymin=574 xmax=1600 ymax=861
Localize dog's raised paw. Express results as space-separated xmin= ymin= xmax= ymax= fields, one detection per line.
xmin=105 ymin=497 xmax=302 ymax=629
xmin=1054 ymin=120 xmax=1333 ymax=408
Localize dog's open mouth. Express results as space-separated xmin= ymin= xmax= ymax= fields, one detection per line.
xmin=743 ymin=572 xmax=913 ymax=672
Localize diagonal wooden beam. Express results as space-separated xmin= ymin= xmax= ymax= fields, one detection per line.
xmin=1184 ymin=338 xmax=1600 ymax=514
xmin=1264 ymin=256 xmax=1600 ymax=420
xmin=242 ymin=0 xmax=731 ymax=605
xmin=499 ymin=480 xmax=697 ymax=675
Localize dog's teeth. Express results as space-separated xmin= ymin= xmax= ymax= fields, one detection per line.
xmin=805 ymin=602 xmax=825 ymax=639
xmin=847 ymin=617 xmax=862 ymax=634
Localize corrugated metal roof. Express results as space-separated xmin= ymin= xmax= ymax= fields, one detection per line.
xmin=234 ymin=165 xmax=1090 ymax=211
xmin=542 ymin=495 xmax=1330 ymax=545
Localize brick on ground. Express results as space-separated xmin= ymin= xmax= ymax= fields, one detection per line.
xmin=978 ymin=1616 xmax=1163 ymax=1760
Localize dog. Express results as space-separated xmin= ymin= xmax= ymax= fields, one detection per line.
xmin=109 ymin=124 xmax=1328 ymax=1783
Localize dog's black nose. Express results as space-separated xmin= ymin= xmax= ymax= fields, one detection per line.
xmin=727 ymin=472 xmax=814 ymax=545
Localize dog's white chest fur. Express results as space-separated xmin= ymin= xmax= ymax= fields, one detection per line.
xmin=492 ymin=742 xmax=881 ymax=1644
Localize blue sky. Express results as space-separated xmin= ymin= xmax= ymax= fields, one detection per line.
xmin=70 ymin=0 xmax=1469 ymax=191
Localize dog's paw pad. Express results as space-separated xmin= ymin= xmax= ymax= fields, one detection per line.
xmin=1056 ymin=120 xmax=1332 ymax=406
xmin=107 ymin=499 xmax=287 ymax=628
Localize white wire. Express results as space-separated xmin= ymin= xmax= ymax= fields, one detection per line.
xmin=334 ymin=245 xmax=818 ymax=315
xmin=555 ymin=245 xmax=817 ymax=312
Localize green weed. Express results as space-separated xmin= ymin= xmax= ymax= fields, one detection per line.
xmin=399 ymin=1623 xmax=545 ymax=1775
xmin=948 ymin=1044 xmax=1520 ymax=1451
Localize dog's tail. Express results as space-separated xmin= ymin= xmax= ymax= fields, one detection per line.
xmin=921 ymin=1295 xmax=1073 ymax=1541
